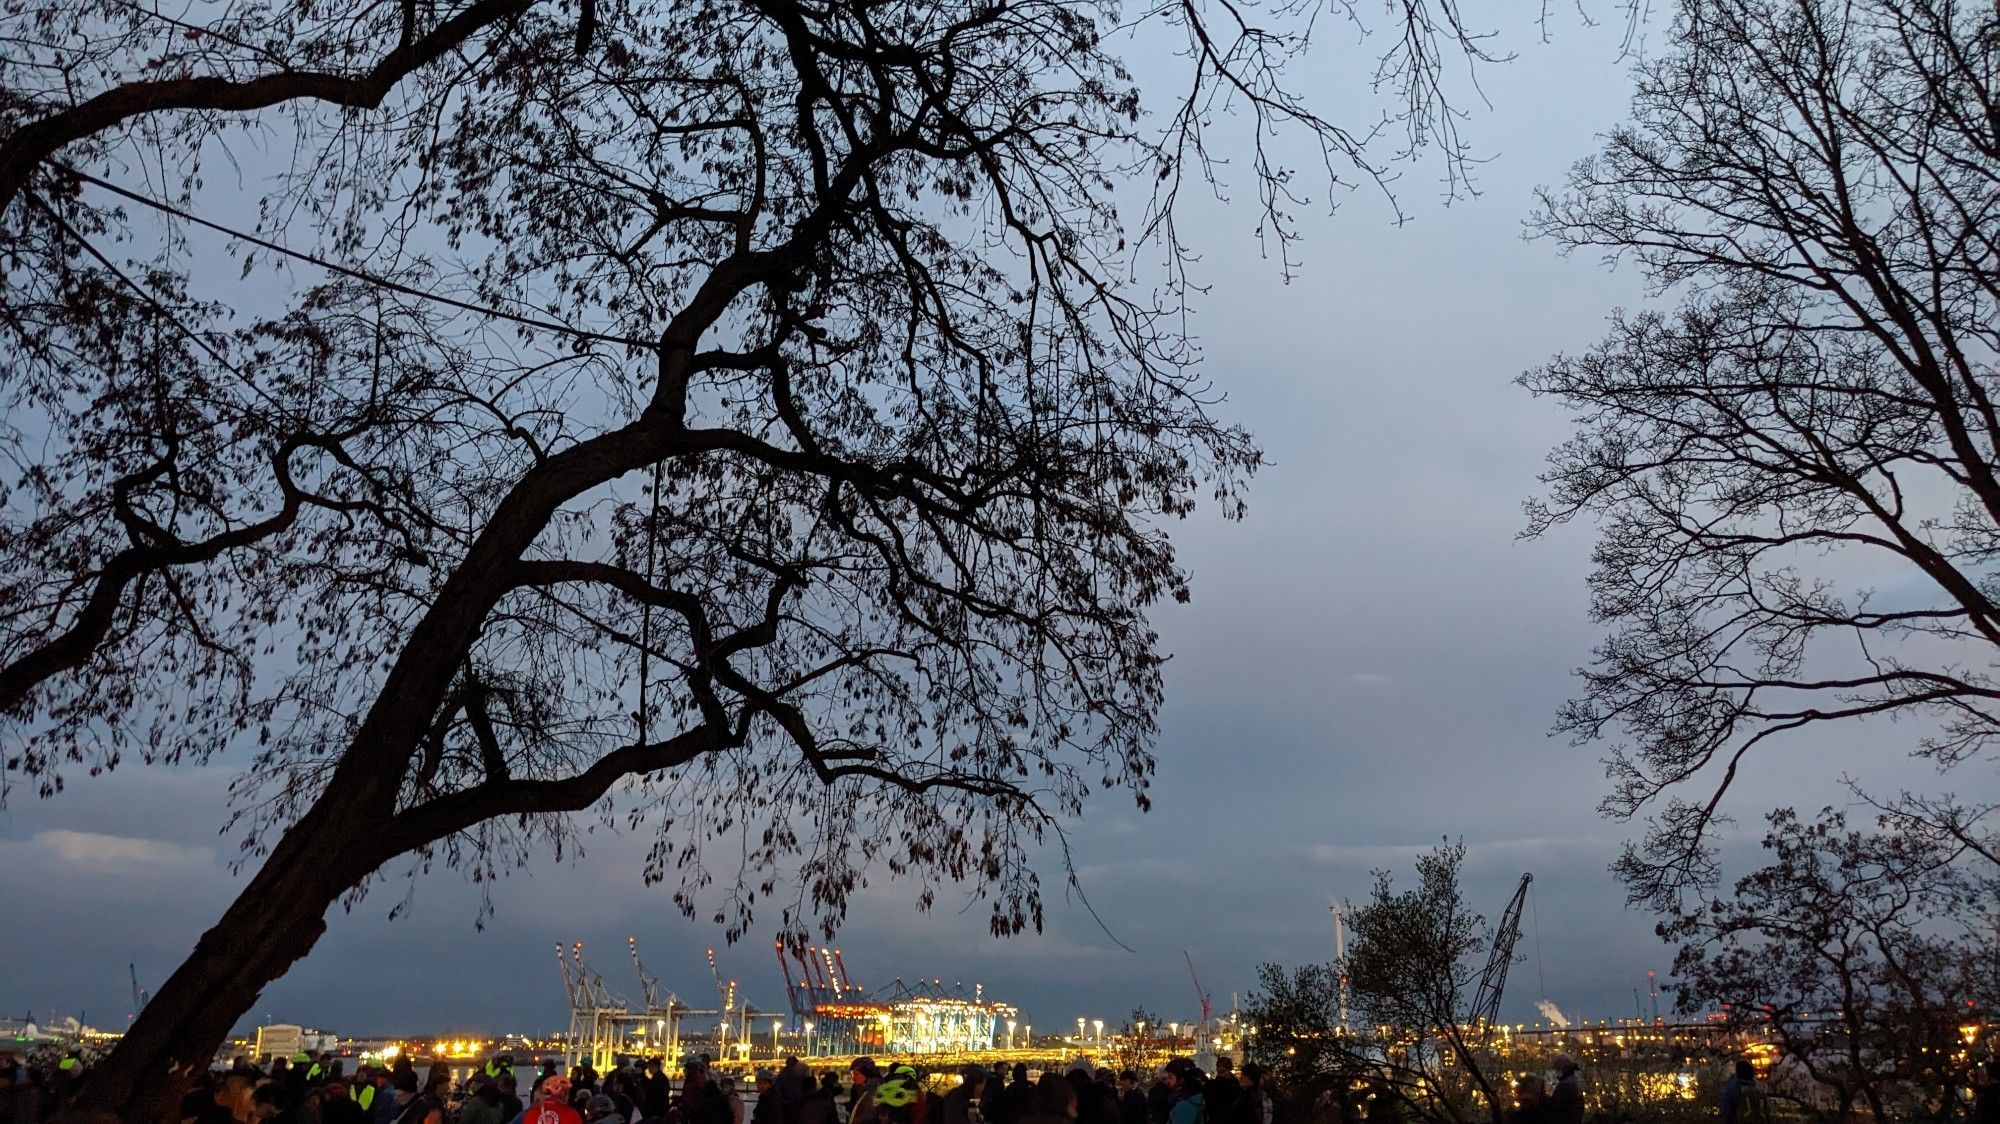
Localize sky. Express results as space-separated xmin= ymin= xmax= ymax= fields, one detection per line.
xmin=1 ymin=9 xmax=1987 ymax=1043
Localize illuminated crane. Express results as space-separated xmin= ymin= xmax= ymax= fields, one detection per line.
xmin=707 ymin=948 xmax=740 ymax=1053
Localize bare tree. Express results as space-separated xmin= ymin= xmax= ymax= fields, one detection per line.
xmin=1521 ymin=0 xmax=2000 ymax=906
xmin=1 ymin=1 xmax=1529 ymax=1121
xmin=1663 ymin=806 xmax=2000 ymax=1123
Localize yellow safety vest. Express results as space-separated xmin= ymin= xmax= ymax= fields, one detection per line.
xmin=58 ymin=1058 xmax=78 ymax=1072
xmin=352 ymin=1085 xmax=377 ymax=1110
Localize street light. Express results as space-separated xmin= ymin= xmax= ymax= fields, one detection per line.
xmin=1093 ymin=1020 xmax=1104 ymax=1045
xmin=804 ymin=1021 xmax=815 ymax=1057
xmin=1006 ymin=1020 xmax=1017 ymax=1050
xmin=1076 ymin=1017 xmax=1085 ymax=1040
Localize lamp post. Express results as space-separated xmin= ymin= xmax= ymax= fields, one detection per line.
xmin=1076 ymin=1017 xmax=1085 ymax=1041
xmin=804 ymin=1021 xmax=814 ymax=1058
xmin=1093 ymin=1020 xmax=1104 ymax=1045
xmin=1006 ymin=1021 xmax=1017 ymax=1050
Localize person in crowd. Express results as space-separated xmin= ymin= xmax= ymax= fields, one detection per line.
xmin=942 ymin=1065 xmax=985 ymax=1124
xmin=640 ymin=1058 xmax=673 ymax=1122
xmin=48 ymin=1050 xmax=83 ymax=1105
xmin=496 ymin=1073 xmax=526 ymax=1122
xmin=1548 ymin=1055 xmax=1583 ymax=1124
xmin=774 ymin=1058 xmax=812 ymax=1124
xmin=0 ymin=1052 xmax=24 ymax=1124
xmin=1144 ymin=1068 xmax=1174 ymax=1124
xmin=992 ymin=1064 xmax=1033 ymax=1124
xmin=1203 ymin=1060 xmax=1238 ymax=1124
xmin=584 ymin=1095 xmax=625 ymax=1124
xmin=518 ymin=1075 xmax=582 ymax=1124
xmin=485 ymin=1056 xmax=518 ymax=1086
xmin=847 ymin=1059 xmax=885 ymax=1124
xmin=1062 ymin=1070 xmax=1103 ymax=1124
xmin=1162 ymin=1062 xmax=1204 ymax=1124
xmin=1509 ymin=1075 xmax=1546 ymax=1124
xmin=873 ymin=1065 xmax=920 ymax=1124
xmin=801 ymin=1073 xmax=842 ymax=1124
xmin=1026 ymin=1073 xmax=1076 ymax=1124
xmin=1719 ymin=1061 xmax=1762 ymax=1124
xmin=1233 ymin=1064 xmax=1268 ymax=1124
xmin=681 ymin=1063 xmax=731 ymax=1124
xmin=535 ymin=1062 xmax=562 ymax=1100
xmin=978 ymin=1067 xmax=1005 ymax=1124
xmin=1115 ymin=1072 xmax=1146 ymax=1124
xmin=720 ymin=1076 xmax=747 ymax=1124
xmin=602 ymin=1073 xmax=633 ymax=1113
xmin=460 ymin=1076 xmax=506 ymax=1124
xmin=752 ymin=1071 xmax=782 ymax=1124
xmin=370 ymin=1067 xmax=402 ymax=1124
xmin=320 ymin=1082 xmax=368 ymax=1124
xmin=249 ymin=1081 xmax=292 ymax=1124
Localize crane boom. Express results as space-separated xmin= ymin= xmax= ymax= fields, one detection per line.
xmin=1469 ymin=872 xmax=1533 ymax=1029
xmin=1183 ymin=950 xmax=1212 ymax=1025
xmin=629 ymin=935 xmax=664 ymax=1011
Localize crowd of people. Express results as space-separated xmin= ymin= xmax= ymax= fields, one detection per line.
xmin=0 ymin=1048 xmax=1270 ymax=1124
xmin=16 ymin=1043 xmax=1988 ymax=1124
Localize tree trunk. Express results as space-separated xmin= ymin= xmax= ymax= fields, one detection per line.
xmin=58 ymin=799 xmax=380 ymax=1124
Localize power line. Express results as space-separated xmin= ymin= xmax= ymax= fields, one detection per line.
xmin=53 ymin=162 xmax=660 ymax=351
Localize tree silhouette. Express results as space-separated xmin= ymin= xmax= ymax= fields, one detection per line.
xmin=1 ymin=0 xmax=1525 ymax=1120
xmin=1524 ymin=0 xmax=2000 ymax=906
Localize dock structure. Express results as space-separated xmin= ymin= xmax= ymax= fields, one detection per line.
xmin=559 ymin=939 xmax=783 ymax=1071
xmin=554 ymin=937 xmax=1018 ymax=1069
xmin=774 ymin=941 xmax=1018 ymax=1057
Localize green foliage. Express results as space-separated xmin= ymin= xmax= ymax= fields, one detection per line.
xmin=1245 ymin=842 xmax=1505 ymax=1124
xmin=1345 ymin=842 xmax=1487 ymax=1037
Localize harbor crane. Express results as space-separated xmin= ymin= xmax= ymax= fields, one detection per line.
xmin=628 ymin=936 xmax=668 ymax=1012
xmin=707 ymin=948 xmax=742 ymax=1053
xmin=1183 ymin=951 xmax=1212 ymax=1036
xmin=1469 ymin=872 xmax=1533 ymax=1030
xmin=128 ymin=965 xmax=148 ymax=1022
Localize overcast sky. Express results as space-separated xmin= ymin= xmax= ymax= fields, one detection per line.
xmin=2 ymin=10 xmax=1984 ymax=1043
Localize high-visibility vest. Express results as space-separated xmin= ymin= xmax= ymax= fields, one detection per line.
xmin=352 ymin=1085 xmax=378 ymax=1110
xmin=58 ymin=1058 xmax=78 ymax=1072
xmin=307 ymin=1064 xmax=325 ymax=1081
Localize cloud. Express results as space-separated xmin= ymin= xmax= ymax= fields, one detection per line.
xmin=1345 ymin=674 xmax=1394 ymax=687
xmin=1291 ymin=835 xmax=1614 ymax=872
xmin=28 ymin=829 xmax=216 ymax=872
